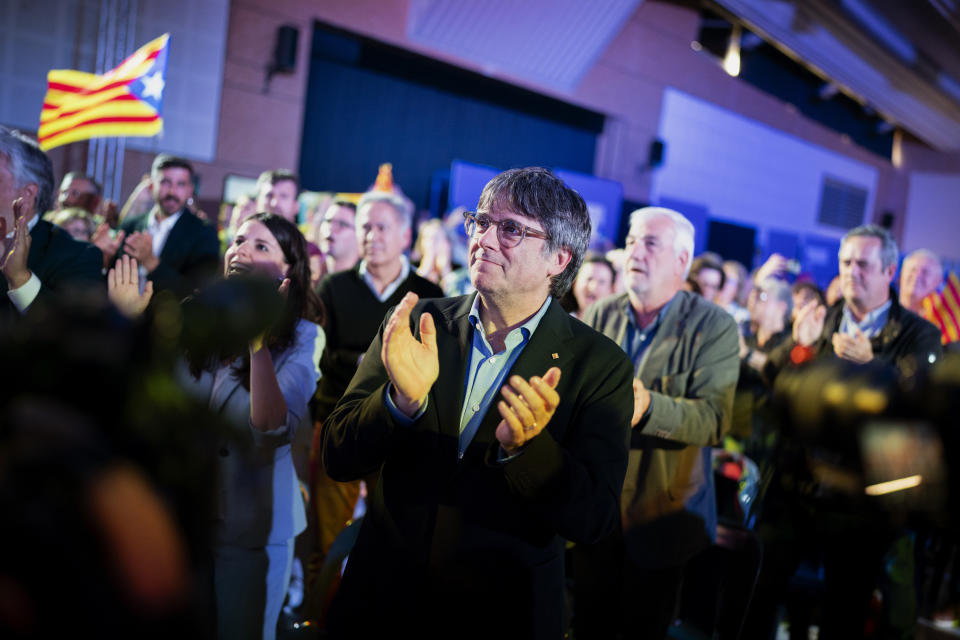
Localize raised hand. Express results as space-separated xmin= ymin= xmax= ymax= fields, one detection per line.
xmin=755 ymin=253 xmax=788 ymax=283
xmin=792 ymin=298 xmax=826 ymax=347
xmin=1 ymin=198 xmax=33 ymax=290
xmin=382 ymin=292 xmax=439 ymax=417
xmin=496 ymin=367 xmax=562 ymax=455
xmin=107 ymin=254 xmax=153 ymax=318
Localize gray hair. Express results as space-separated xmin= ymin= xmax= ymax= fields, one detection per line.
xmin=842 ymin=224 xmax=898 ymax=270
xmin=757 ymin=277 xmax=793 ymax=325
xmin=357 ymin=190 xmax=413 ymax=229
xmin=476 ymin=167 xmax=591 ymax=298
xmin=628 ymin=206 xmax=696 ymax=278
xmin=903 ymin=248 xmax=943 ymax=274
xmin=0 ymin=126 xmax=55 ymax=216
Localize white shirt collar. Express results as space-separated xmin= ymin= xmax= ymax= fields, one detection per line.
xmin=358 ymin=255 xmax=411 ymax=302
xmin=5 ymin=213 xmax=39 ymax=239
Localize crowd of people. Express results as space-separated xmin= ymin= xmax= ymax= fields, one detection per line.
xmin=1 ymin=122 xmax=958 ymax=640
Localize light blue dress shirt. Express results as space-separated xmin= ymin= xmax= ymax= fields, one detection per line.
xmin=456 ymin=294 xmax=552 ymax=458
xmin=359 ymin=255 xmax=411 ymax=302
xmin=385 ymin=294 xmax=552 ymax=459
xmin=623 ymin=295 xmax=674 ymax=376
xmin=839 ymin=298 xmax=891 ymax=338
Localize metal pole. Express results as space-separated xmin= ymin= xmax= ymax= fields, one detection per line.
xmin=86 ymin=0 xmax=110 ymax=185
xmin=86 ymin=0 xmax=139 ymax=203
xmin=112 ymin=0 xmax=138 ymax=203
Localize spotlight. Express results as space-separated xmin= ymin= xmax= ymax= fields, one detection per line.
xmin=723 ymin=24 xmax=742 ymax=77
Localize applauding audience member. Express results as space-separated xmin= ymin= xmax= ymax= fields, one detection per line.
xmin=109 ymin=213 xmax=324 ymax=640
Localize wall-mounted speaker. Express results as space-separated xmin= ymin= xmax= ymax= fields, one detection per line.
xmin=273 ymin=25 xmax=299 ymax=74
xmin=649 ymin=138 xmax=665 ymax=168
xmin=264 ymin=25 xmax=299 ymax=92
xmin=880 ymin=211 xmax=895 ymax=229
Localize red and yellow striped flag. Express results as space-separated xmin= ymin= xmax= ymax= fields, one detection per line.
xmin=38 ymin=34 xmax=169 ymax=151
xmin=921 ymin=271 xmax=960 ymax=344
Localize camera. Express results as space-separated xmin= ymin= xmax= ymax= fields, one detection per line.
xmin=768 ymin=353 xmax=960 ymax=527
xmin=773 ymin=354 xmax=960 ymax=527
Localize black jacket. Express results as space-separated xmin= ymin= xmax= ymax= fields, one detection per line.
xmin=322 ymin=295 xmax=633 ymax=639
xmin=119 ymin=208 xmax=220 ymax=300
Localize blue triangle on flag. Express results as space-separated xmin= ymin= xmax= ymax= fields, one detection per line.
xmin=128 ymin=41 xmax=168 ymax=114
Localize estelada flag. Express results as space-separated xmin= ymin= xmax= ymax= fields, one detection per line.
xmin=921 ymin=271 xmax=960 ymax=344
xmin=38 ymin=34 xmax=169 ymax=151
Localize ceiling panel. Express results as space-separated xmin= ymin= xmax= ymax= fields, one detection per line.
xmin=406 ymin=0 xmax=643 ymax=93
xmin=714 ymin=0 xmax=960 ymax=152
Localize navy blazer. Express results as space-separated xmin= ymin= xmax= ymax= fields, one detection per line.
xmin=1 ymin=218 xmax=103 ymax=319
xmin=322 ymin=294 xmax=633 ymax=639
xmin=120 ymin=208 xmax=220 ymax=300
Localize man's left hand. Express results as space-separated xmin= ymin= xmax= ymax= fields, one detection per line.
xmin=496 ymin=367 xmax=561 ymax=456
xmin=832 ymin=327 xmax=874 ymax=363
xmin=123 ymin=231 xmax=159 ymax=273
xmin=631 ymin=377 xmax=651 ymax=426
xmin=1 ymin=198 xmax=33 ymax=290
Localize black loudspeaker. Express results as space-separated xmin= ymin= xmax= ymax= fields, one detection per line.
xmin=880 ymin=211 xmax=895 ymax=229
xmin=649 ymin=138 xmax=665 ymax=168
xmin=273 ymin=25 xmax=299 ymax=73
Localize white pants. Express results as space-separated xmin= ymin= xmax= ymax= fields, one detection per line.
xmin=214 ymin=539 xmax=294 ymax=640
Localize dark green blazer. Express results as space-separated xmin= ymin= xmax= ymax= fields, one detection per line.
xmin=322 ymin=294 xmax=633 ymax=639
xmin=583 ymin=290 xmax=740 ymax=568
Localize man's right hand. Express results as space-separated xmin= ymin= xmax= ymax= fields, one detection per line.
xmin=382 ymin=292 xmax=439 ymax=417
xmin=1 ymin=198 xmax=33 ymax=290
xmin=792 ymin=298 xmax=826 ymax=347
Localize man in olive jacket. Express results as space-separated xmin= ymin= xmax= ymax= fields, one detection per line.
xmin=575 ymin=206 xmax=740 ymax=639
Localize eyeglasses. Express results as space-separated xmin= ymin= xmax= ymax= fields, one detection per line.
xmin=463 ymin=211 xmax=549 ymax=249
xmin=321 ymin=218 xmax=354 ymax=232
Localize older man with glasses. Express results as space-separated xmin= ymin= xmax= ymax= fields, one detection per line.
xmin=321 ymin=167 xmax=633 ymax=640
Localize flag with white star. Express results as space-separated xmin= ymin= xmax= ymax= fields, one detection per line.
xmin=38 ymin=34 xmax=170 ymax=150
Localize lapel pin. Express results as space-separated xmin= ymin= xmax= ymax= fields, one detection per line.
xmin=551 ymin=352 xmax=559 ymax=359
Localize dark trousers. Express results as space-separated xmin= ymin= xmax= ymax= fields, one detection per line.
xmin=571 ymin=526 xmax=685 ymax=640
xmin=741 ymin=508 xmax=895 ymax=640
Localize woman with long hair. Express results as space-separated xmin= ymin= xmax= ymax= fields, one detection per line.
xmin=109 ymin=213 xmax=324 ymax=640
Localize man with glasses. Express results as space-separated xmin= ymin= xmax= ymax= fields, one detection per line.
xmin=573 ymin=206 xmax=740 ymax=639
xmin=321 ymin=167 xmax=633 ymax=639
xmin=318 ymin=198 xmax=359 ymax=274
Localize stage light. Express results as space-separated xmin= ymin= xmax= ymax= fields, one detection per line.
xmin=723 ymin=24 xmax=741 ymax=77
xmin=865 ymin=474 xmax=922 ymax=496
